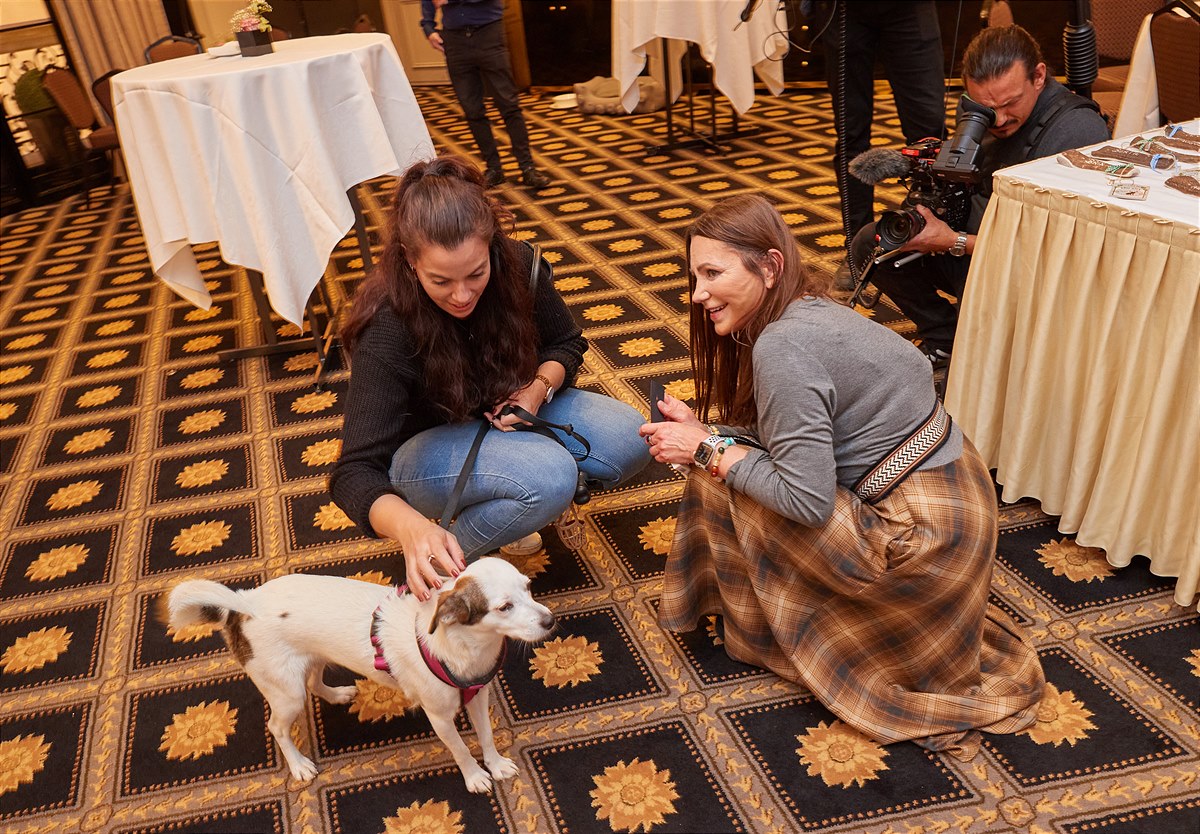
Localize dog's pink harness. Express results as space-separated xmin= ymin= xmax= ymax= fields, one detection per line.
xmin=370 ymin=585 xmax=507 ymax=705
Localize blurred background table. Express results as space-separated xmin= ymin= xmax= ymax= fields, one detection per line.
xmin=112 ymin=33 xmax=433 ymax=342
xmin=946 ymin=121 xmax=1200 ymax=609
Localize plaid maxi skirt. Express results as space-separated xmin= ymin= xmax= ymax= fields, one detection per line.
xmin=659 ymin=439 xmax=1044 ymax=760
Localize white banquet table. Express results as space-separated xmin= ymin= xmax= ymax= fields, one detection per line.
xmin=111 ymin=33 xmax=434 ymax=328
xmin=612 ymin=0 xmax=789 ymax=117
xmin=945 ymin=122 xmax=1200 ymax=609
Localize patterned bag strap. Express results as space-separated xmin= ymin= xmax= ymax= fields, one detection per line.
xmin=852 ymin=401 xmax=952 ymax=504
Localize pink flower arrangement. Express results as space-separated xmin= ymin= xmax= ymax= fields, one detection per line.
xmin=230 ymin=0 xmax=273 ymax=33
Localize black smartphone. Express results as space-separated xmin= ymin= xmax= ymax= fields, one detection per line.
xmin=649 ymin=381 xmax=666 ymax=422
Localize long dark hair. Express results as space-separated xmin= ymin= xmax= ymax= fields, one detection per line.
xmin=686 ymin=194 xmax=831 ymax=426
xmin=340 ymin=155 xmax=538 ymax=420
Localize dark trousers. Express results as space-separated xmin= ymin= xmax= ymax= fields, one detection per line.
xmin=441 ymin=21 xmax=533 ymax=170
xmin=823 ymin=1 xmax=947 ymax=240
xmin=851 ymin=223 xmax=970 ymax=351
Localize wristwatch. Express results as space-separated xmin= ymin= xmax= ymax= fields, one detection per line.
xmin=693 ymin=435 xmax=734 ymax=470
xmin=535 ymin=373 xmax=555 ymax=403
xmin=948 ymin=232 xmax=968 ymax=257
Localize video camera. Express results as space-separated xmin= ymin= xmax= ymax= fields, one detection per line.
xmin=845 ymin=95 xmax=995 ymax=306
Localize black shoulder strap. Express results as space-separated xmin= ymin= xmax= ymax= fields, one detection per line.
xmin=525 ymin=241 xmax=544 ymax=295
xmin=1021 ymin=92 xmax=1102 ymax=162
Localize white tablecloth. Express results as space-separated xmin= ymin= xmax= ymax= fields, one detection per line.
xmin=946 ymin=121 xmax=1200 ymax=609
xmin=112 ymin=33 xmax=434 ymax=326
xmin=612 ymin=0 xmax=789 ymax=116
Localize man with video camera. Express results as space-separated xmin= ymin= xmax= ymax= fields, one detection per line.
xmin=850 ymin=25 xmax=1109 ymax=366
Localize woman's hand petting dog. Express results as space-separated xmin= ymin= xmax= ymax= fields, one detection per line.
xmin=400 ymin=520 xmax=465 ymax=600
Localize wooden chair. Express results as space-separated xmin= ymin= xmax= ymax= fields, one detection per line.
xmin=90 ymin=69 xmax=122 ymax=123
xmin=144 ymin=34 xmax=202 ymax=63
xmin=40 ymin=67 xmax=120 ymax=205
xmin=1150 ymin=1 xmax=1200 ymax=123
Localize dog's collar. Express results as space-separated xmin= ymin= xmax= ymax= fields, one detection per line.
xmin=370 ymin=584 xmax=507 ymax=705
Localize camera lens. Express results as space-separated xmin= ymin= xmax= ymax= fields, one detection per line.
xmin=875 ymin=207 xmax=925 ymax=251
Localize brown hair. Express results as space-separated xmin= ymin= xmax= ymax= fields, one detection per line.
xmin=962 ymin=24 xmax=1045 ymax=83
xmin=340 ymin=155 xmax=538 ymax=421
xmin=685 ymin=194 xmax=830 ymax=426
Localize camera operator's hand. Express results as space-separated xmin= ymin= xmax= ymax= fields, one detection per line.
xmin=900 ymin=205 xmax=971 ymax=256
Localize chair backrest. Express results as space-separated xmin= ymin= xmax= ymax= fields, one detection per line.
xmin=41 ymin=67 xmax=96 ymax=131
xmin=269 ymin=27 xmax=291 ymax=41
xmin=91 ymin=69 xmax=122 ymax=123
xmin=144 ymin=34 xmax=202 ymax=64
xmin=1150 ymin=5 xmax=1200 ymax=122
xmin=1093 ymin=0 xmax=1166 ymax=59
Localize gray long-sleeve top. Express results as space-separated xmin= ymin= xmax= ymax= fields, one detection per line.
xmin=725 ymin=297 xmax=963 ymax=526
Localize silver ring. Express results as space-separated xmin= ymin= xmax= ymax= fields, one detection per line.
xmin=427 ymin=554 xmax=437 ymax=564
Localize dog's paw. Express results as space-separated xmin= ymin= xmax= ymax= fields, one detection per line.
xmin=327 ymin=685 xmax=356 ymax=704
xmin=486 ymin=755 xmax=519 ymax=781
xmin=288 ymin=756 xmax=319 ymax=782
xmin=462 ymin=762 xmax=495 ymax=794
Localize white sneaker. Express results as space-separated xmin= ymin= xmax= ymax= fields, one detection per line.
xmin=499 ymin=532 xmax=543 ymax=557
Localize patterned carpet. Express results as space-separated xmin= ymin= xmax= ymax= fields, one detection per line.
xmin=2 ymin=83 xmax=1198 ymax=834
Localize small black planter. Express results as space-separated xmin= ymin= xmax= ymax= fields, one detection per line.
xmin=236 ymin=29 xmax=273 ymax=57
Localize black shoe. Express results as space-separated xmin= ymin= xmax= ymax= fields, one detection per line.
xmin=521 ymin=167 xmax=551 ymax=189
xmin=917 ymin=341 xmax=952 ymax=370
xmin=484 ymin=167 xmax=507 ymax=188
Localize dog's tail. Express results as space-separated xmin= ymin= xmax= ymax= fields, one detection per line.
xmin=161 ymin=579 xmax=255 ymax=630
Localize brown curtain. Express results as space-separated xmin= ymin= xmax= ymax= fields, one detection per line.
xmin=50 ymin=0 xmax=170 ymax=122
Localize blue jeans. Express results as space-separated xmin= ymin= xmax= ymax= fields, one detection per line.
xmin=389 ymin=388 xmax=650 ymax=559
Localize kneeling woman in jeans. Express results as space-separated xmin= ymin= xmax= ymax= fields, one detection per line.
xmin=332 ymin=155 xmax=649 ymax=600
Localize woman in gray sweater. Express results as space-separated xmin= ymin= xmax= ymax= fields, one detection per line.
xmin=640 ymin=194 xmax=1044 ymax=760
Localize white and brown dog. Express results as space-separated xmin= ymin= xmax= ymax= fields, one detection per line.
xmin=163 ymin=556 xmax=554 ymax=793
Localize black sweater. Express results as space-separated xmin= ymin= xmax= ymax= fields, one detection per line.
xmin=329 ymin=245 xmax=586 ymax=538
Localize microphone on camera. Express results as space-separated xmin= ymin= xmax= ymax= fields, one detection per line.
xmin=848 ymin=148 xmax=912 ymax=185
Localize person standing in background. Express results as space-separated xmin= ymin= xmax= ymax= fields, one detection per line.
xmin=421 ymin=0 xmax=551 ymax=189
xmin=814 ymin=1 xmax=947 ymax=286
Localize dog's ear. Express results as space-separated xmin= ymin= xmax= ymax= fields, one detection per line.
xmin=429 ymin=576 xmax=489 ymax=633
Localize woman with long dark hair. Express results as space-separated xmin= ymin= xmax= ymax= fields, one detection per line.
xmin=639 ymin=194 xmax=1044 ymax=759
xmin=332 ymin=155 xmax=648 ymax=599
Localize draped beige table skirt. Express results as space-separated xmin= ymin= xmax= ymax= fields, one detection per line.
xmin=946 ymin=176 xmax=1200 ymax=609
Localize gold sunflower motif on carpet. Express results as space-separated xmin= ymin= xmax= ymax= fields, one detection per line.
xmin=704 ymin=616 xmax=723 ymax=646
xmin=382 ymin=799 xmax=463 ymax=834
xmin=86 ymin=348 xmax=128 ymax=368
xmin=176 ymin=459 xmax=228 ymax=489
xmin=167 ymin=619 xmax=219 ymax=642
xmin=556 ymin=276 xmax=591 ymax=292
xmin=64 ymin=428 xmax=114 ymax=454
xmin=181 ymin=368 xmax=224 ymax=389
xmin=0 ymin=734 xmax=50 ymax=797
xmin=76 ymin=385 xmax=122 ymax=408
xmin=2 ymin=626 xmax=71 ymax=673
xmin=664 ymin=379 xmax=695 ymax=401
xmin=735 ymin=156 xmax=764 ymax=166
xmin=657 ymin=207 xmax=692 ymax=221
xmin=172 ymin=519 xmax=232 ymax=557
xmin=351 ymin=678 xmax=414 ymax=722
xmin=530 ymin=635 xmax=603 ymax=688
xmin=183 ymin=334 xmax=223 ymax=353
xmin=590 ymin=757 xmax=679 ymax=833
xmin=795 ymin=720 xmax=889 ymax=788
xmin=1036 ymin=538 xmax=1113 ymax=582
xmin=47 ymin=261 xmax=79 ymax=274
xmin=603 ymin=177 xmax=634 ymax=188
xmin=117 ymin=252 xmax=146 ymax=265
xmin=97 ymin=319 xmax=135 ymax=336
xmin=0 ymin=402 xmax=18 ymax=421
xmin=283 ymin=352 xmax=320 ymax=372
xmin=179 ymin=409 xmax=226 ymax=435
xmin=27 ymin=542 xmax=89 ymax=581
xmin=159 ymin=700 xmax=237 ymax=760
xmin=277 ymin=323 xmax=302 ymax=338
xmin=583 ymin=219 xmax=616 ymax=232
xmin=111 ymin=271 xmax=144 ymax=285
xmin=302 ymin=438 xmax=341 ymax=467
xmin=1188 ymin=649 xmax=1200 ymax=678
xmin=314 ymin=502 xmax=354 ymax=531
xmin=619 ymin=337 xmax=664 ymax=358
xmin=807 ymin=185 xmax=840 ymax=197
xmin=47 ymin=479 xmax=103 ymax=511
xmin=184 ymin=305 xmax=223 ymax=322
xmin=512 ymin=229 xmax=537 ymax=240
xmin=8 ymin=333 xmax=46 ymax=350
xmin=104 ymin=293 xmax=140 ymax=309
xmin=641 ymin=263 xmax=680 ymax=279
xmin=0 ymin=364 xmax=33 ymax=385
xmin=1022 ymin=683 xmax=1096 ymax=746
xmin=699 ymin=181 xmax=731 ymax=192
xmin=584 ymin=304 xmax=625 ymax=322
xmin=638 ymin=518 xmax=676 ymax=556
xmin=815 ymin=233 xmax=845 ymax=250
xmin=346 ymin=569 xmax=391 ymax=586
xmin=543 ymin=251 xmax=563 ymax=264
xmin=501 ymin=549 xmax=550 ymax=578
xmin=558 ymin=201 xmax=590 ymax=214
xmin=293 ymin=390 xmax=338 ymax=414
xmin=629 ymin=191 xmax=661 ymax=202
xmin=22 ymin=306 xmax=58 ymax=322
xmin=781 ymin=211 xmax=809 ymax=226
